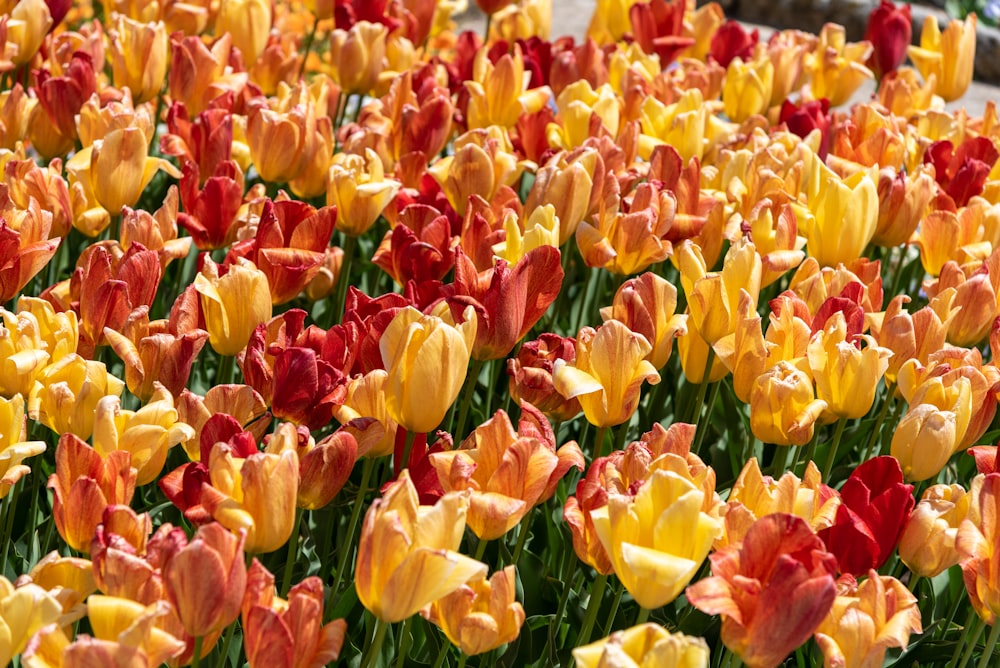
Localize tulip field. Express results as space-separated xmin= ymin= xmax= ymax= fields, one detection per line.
xmin=4 ymin=0 xmax=1000 ymax=665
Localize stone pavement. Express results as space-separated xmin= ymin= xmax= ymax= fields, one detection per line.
xmin=456 ymin=1 xmax=996 ymax=116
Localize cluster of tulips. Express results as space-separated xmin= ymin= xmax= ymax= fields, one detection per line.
xmin=2 ymin=0 xmax=1000 ymax=665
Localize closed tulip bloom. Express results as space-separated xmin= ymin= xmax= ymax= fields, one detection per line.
xmin=428 ymin=129 xmax=521 ymax=216
xmin=750 ymin=362 xmax=828 ymax=446
xmin=553 ymin=320 xmax=660 ymax=428
xmin=380 ymin=305 xmax=477 ymax=434
xmin=422 ymin=566 xmax=525 ymax=656
xmin=908 ymin=13 xmax=977 ymax=102
xmin=815 ymin=572 xmax=922 ymax=668
xmin=246 ymin=104 xmax=314 ymax=185
xmin=328 ymin=21 xmax=388 ymax=96
xmin=164 ymin=521 xmax=247 ymax=638
xmin=91 ymin=385 xmax=195 ymax=487
xmin=0 ymin=394 xmax=45 ymax=498
xmin=66 ymin=126 xmax=181 ymax=215
xmin=891 ymin=404 xmax=960 ymax=482
xmin=195 ymin=257 xmax=273 ymax=357
xmin=0 ymin=576 xmax=63 ymax=666
xmin=574 ymin=623 xmax=710 ymax=668
xmin=29 ymin=354 xmax=125 ymax=440
xmin=807 ymin=312 xmax=891 ymax=421
xmin=804 ymin=164 xmax=879 ymax=268
xmin=48 ymin=434 xmax=136 ymax=553
xmin=326 ymin=149 xmax=401 ymax=237
xmin=723 ymin=56 xmax=774 ymax=122
xmin=6 ymin=0 xmax=52 ymax=66
xmin=591 ymin=468 xmax=723 ymax=610
xmin=687 ymin=513 xmax=838 ymax=668
xmin=109 ymin=16 xmax=168 ymax=104
xmin=873 ymin=166 xmax=936 ymax=248
xmin=215 ymin=0 xmax=271 ymax=64
xmin=677 ymin=316 xmax=730 ymax=385
xmin=899 ymin=483 xmax=970 ymax=577
xmin=864 ymin=0 xmax=912 ymax=79
xmin=356 ymin=470 xmax=488 ymax=623
xmin=201 ymin=444 xmax=299 ymax=554
xmin=600 ymin=272 xmax=687 ymax=370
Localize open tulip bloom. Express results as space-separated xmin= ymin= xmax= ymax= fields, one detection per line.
xmin=3 ymin=0 xmax=1000 ymax=666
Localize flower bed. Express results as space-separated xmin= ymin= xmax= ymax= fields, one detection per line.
xmin=0 ymin=0 xmax=998 ymax=666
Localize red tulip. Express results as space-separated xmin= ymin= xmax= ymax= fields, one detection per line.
xmin=864 ymin=0 xmax=912 ymax=79
xmin=923 ymin=137 xmax=1000 ymax=208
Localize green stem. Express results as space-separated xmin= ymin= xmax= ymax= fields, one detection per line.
xmin=634 ymin=605 xmax=651 ymax=626
xmin=330 ymin=234 xmax=358 ymax=327
xmin=191 ymin=636 xmax=204 ymax=668
xmin=509 ymin=506 xmax=534 ymax=567
xmin=362 ymin=617 xmax=390 ymax=668
xmin=771 ymin=445 xmax=793 ymax=477
xmin=215 ymin=620 xmax=237 ymax=668
xmin=399 ymin=430 xmax=418 ymax=471
xmin=691 ymin=378 xmax=720 ymax=454
xmin=551 ymin=558 xmax=578 ymax=643
xmin=601 ymin=580 xmax=625 ymax=637
xmin=474 ymin=535 xmax=489 ymax=563
xmin=958 ymin=613 xmax=987 ymax=668
xmin=862 ymin=385 xmax=895 ymax=462
xmin=456 ymin=653 xmax=468 ymax=668
xmin=453 ymin=358 xmax=485 ymax=443
xmin=431 ymin=639 xmax=451 ymax=668
xmin=821 ymin=418 xmax=848 ymax=482
xmin=572 ymin=268 xmax=596 ymax=335
xmin=577 ymin=573 xmax=609 ymax=649
xmin=216 ymin=354 xmax=236 ymax=386
xmin=297 ymin=16 xmax=321 ymax=80
xmin=593 ymin=426 xmax=609 ymax=460
xmin=329 ymin=457 xmax=375 ymax=600
xmin=396 ymin=616 xmax=413 ymax=668
xmin=689 ymin=348 xmax=716 ymax=424
xmin=280 ymin=507 xmax=304 ymax=597
xmin=978 ymin=621 xmax=1000 ymax=668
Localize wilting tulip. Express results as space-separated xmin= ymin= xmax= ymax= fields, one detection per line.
xmin=327 ymin=149 xmax=401 ymax=237
xmin=201 ymin=444 xmax=299 ymax=554
xmin=0 ymin=576 xmax=63 ymax=666
xmin=242 ymin=561 xmax=347 ymax=668
xmin=0 ymin=395 xmax=45 ymax=498
xmin=749 ymin=361 xmax=827 ymax=446
xmin=573 ymin=623 xmax=710 ymax=668
xmin=422 ymin=566 xmax=525 ymax=656
xmin=215 ymin=0 xmax=271 ymax=64
xmin=164 ymin=522 xmax=247 ymax=638
xmin=600 ymin=272 xmax=687 ymax=370
xmin=91 ymin=386 xmax=195 ymax=487
xmin=553 ymin=320 xmax=660 ymax=428
xmin=29 ymin=354 xmax=125 ymax=440
xmin=194 ymin=257 xmax=273 ymax=357
xmin=430 ymin=405 xmax=584 ymax=540
xmin=591 ymin=468 xmax=722 ymax=609
xmin=356 ymin=470 xmax=488 ymax=623
xmin=864 ymin=0 xmax=912 ymax=79
xmin=66 ymin=126 xmax=181 ymax=216
xmin=687 ymin=513 xmax=838 ymax=668
xmin=815 ymin=572 xmax=922 ymax=668
xmin=818 ymin=456 xmax=914 ymax=576
xmin=48 ymin=434 xmax=136 ymax=553
xmin=379 ymin=305 xmax=477 ymax=434
xmin=908 ymin=13 xmax=977 ymax=102
xmin=899 ymin=483 xmax=970 ymax=577
xmin=108 ymin=16 xmax=168 ymax=104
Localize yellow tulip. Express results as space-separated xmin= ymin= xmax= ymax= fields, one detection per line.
xmin=28 ymin=354 xmax=125 ymax=440
xmin=83 ymin=596 xmax=187 ymax=666
xmin=326 ymin=149 xmax=401 ymax=237
xmin=908 ymin=14 xmax=977 ymax=102
xmin=553 ymin=320 xmax=660 ymax=428
xmin=803 ymin=23 xmax=874 ymax=107
xmin=591 ymin=468 xmax=722 ymax=609
xmin=109 ymin=16 xmax=169 ymax=104
xmin=749 ymin=361 xmax=828 ymax=446
xmin=0 ymin=395 xmax=46 ymax=498
xmin=194 ymin=257 xmax=273 ymax=357
xmin=891 ymin=404 xmax=960 ymax=482
xmin=678 ymin=238 xmax=762 ymax=347
xmin=899 ymin=483 xmax=970 ymax=577
xmin=807 ymin=313 xmax=891 ymax=421
xmin=6 ymin=0 xmax=52 ymax=66
xmin=804 ymin=163 xmax=879 ymax=268
xmin=574 ymin=623 xmax=710 ymax=668
xmin=331 ymin=370 xmax=399 ymax=458
xmin=379 ymin=305 xmax=477 ymax=434
xmin=355 ymin=470 xmax=488 ymax=623
xmin=0 ymin=576 xmax=63 ymax=666
xmin=722 ymin=56 xmax=774 ymax=123
xmin=215 ymin=0 xmax=272 ymax=64
xmin=493 ymin=205 xmax=560 ymax=266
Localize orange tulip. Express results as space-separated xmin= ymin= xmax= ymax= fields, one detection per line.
xmin=355 ymin=470 xmax=488 ymax=623
xmin=108 ymin=16 xmax=168 ymax=104
xmin=265 ymin=422 xmax=358 ymax=510
xmin=327 ymin=21 xmax=388 ymax=96
xmin=168 ymin=33 xmax=249 ymax=115
xmin=600 ymin=272 xmax=687 ymax=370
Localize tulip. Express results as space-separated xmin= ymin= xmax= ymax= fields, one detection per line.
xmin=591 ymin=468 xmax=722 ymax=609
xmin=749 ymin=361 xmax=828 ymax=446
xmin=678 ymin=238 xmax=762 ymax=347
xmin=164 ymin=521 xmax=248 ymax=638
xmin=923 ymin=137 xmax=999 ymax=209
xmin=506 ymin=334 xmax=582 ymax=422
xmin=803 ymin=164 xmax=879 ymax=268
xmin=864 ymin=0 xmax=912 ymax=79
xmin=573 ymin=623 xmax=710 ymax=668
xmin=422 ymin=566 xmax=525 ymax=656
xmin=81 ymin=596 xmax=187 ymax=666
xmin=372 ymin=210 xmax=456 ymax=285
xmin=815 ymin=571 xmax=922 ymax=668
xmin=0 ymin=395 xmax=45 ymax=498
xmin=22 ymin=550 xmax=97 ymax=616
xmin=722 ymin=56 xmax=774 ymax=123
xmin=430 ymin=405 xmax=584 ymax=540
xmin=0 ymin=216 xmax=60 ymax=306
xmin=48 ymin=434 xmax=136 ymax=553
xmin=908 ymin=13 xmax=977 ymax=102
xmin=6 ymin=0 xmax=52 ymax=66
xmin=379 ymin=305 xmax=477 ymax=434
xmin=29 ymin=354 xmax=125 ymax=440
xmin=356 ymin=470 xmax=488 ymax=623
xmin=241 ymin=561 xmax=347 ymax=668
xmin=265 ymin=422 xmax=358 ymax=510
xmin=0 ymin=576 xmax=63 ymax=667
xmin=326 ymin=149 xmax=401 ymax=237
xmin=803 ymin=23 xmax=874 ymax=107
xmin=246 ymin=103 xmax=315 ymax=185
xmin=741 ymin=196 xmax=806 ymax=288
xmin=873 ymin=166 xmax=936 ymax=248
xmin=547 ymin=80 xmax=621 ymax=151
xmin=108 ymin=16 xmax=168 ymax=104
xmin=523 ymin=148 xmax=600 ymax=245
xmin=328 ymin=21 xmax=388 ymax=96
xmin=331 ymin=369 xmax=399 ymax=458
xmin=686 ymin=513 xmax=838 ymax=668
xmin=168 ymin=33 xmax=249 ymax=115
xmin=194 ymin=257 xmax=273 ymax=357
xmin=899 ymin=483 xmax=970 ymax=577
xmin=215 ymin=0 xmax=271 ymax=64
xmin=710 ymin=20 xmax=758 ymax=68
xmin=891 ymin=403 xmax=960 ymax=482
xmin=65 ymin=127 xmax=181 ymax=216
xmin=553 ymin=320 xmax=660 ymax=429
xmin=175 ymin=383 xmax=270 ymax=461
xmin=201 ymin=444 xmax=299 ymax=555
xmin=599 ymin=272 xmax=687 ymax=370
xmin=428 ymin=129 xmax=521 ymax=216
xmin=91 ymin=385 xmax=195 ymax=487
xmin=818 ymin=456 xmax=914 ymax=576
